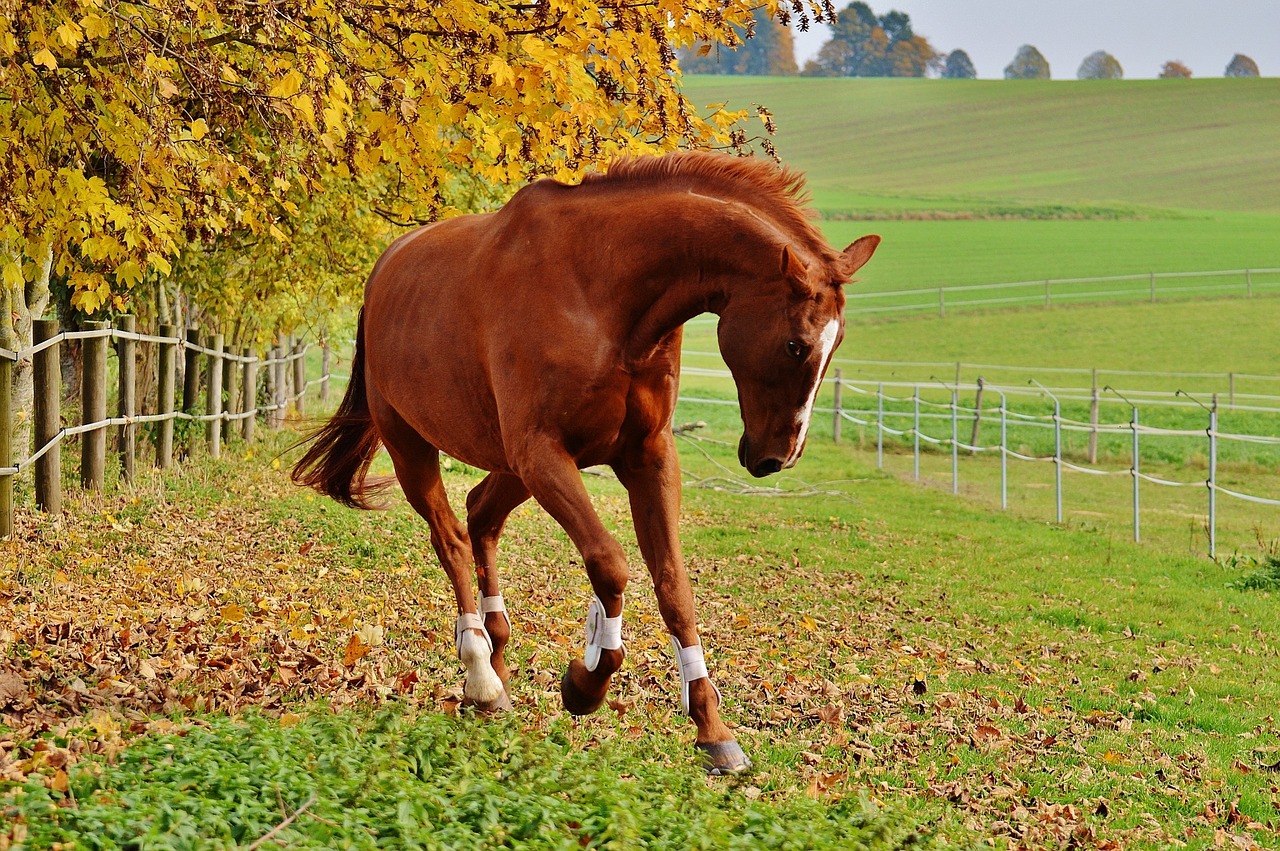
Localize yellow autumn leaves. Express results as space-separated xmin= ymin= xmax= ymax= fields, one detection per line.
xmin=2 ymin=0 xmax=797 ymax=319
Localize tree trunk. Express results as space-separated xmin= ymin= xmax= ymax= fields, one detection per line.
xmin=12 ymin=245 xmax=54 ymax=459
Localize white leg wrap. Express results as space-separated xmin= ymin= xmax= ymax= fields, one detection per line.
xmin=670 ymin=635 xmax=721 ymax=715
xmin=455 ymin=611 xmax=503 ymax=704
xmin=583 ymin=594 xmax=624 ymax=672
xmin=481 ymin=594 xmax=510 ymax=633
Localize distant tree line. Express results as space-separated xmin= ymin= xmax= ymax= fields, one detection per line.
xmin=678 ymin=3 xmax=1266 ymax=80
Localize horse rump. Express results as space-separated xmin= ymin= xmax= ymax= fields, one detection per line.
xmin=290 ymin=309 xmax=392 ymax=509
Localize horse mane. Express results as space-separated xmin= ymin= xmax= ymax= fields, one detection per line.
xmin=582 ymin=152 xmax=841 ymax=267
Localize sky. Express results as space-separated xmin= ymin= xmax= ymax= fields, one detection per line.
xmin=791 ymin=1 xmax=1280 ymax=79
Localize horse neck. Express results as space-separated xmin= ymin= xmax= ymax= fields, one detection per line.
xmin=615 ymin=191 xmax=793 ymax=357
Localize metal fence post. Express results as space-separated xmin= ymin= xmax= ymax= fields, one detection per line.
xmin=1149 ymin=272 xmax=1156 ymax=303
xmin=1208 ymin=395 xmax=1218 ymax=559
xmin=969 ymin=377 xmax=985 ymax=456
xmin=912 ymin=385 xmax=920 ymax=481
xmin=832 ymin=369 xmax=842 ymax=444
xmin=1088 ymin=369 xmax=1099 ymax=464
xmin=1131 ymin=406 xmax=1140 ymax=544
xmin=1054 ymin=395 xmax=1063 ymax=523
xmin=998 ymin=390 xmax=1008 ymax=511
xmin=876 ymin=382 xmax=884 ymax=470
xmin=950 ymin=389 xmax=959 ymax=495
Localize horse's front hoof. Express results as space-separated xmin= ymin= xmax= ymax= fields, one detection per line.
xmin=560 ymin=659 xmax=607 ymax=716
xmin=464 ymin=687 xmax=513 ymax=714
xmin=697 ymin=740 xmax=753 ymax=776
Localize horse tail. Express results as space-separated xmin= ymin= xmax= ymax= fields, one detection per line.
xmin=291 ymin=308 xmax=391 ymax=509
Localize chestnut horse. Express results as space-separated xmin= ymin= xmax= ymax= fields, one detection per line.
xmin=293 ymin=151 xmax=879 ymax=774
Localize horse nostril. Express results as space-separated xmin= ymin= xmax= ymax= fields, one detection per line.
xmin=751 ymin=458 xmax=783 ymax=478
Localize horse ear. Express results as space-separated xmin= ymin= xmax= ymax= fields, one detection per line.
xmin=781 ymin=244 xmax=808 ymax=280
xmin=837 ymin=235 xmax=881 ymax=282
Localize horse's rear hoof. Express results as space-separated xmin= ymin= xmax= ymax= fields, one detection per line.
xmin=697 ymin=740 xmax=753 ymax=776
xmin=560 ymin=660 xmax=607 ymax=716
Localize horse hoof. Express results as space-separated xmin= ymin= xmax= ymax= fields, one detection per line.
xmin=560 ymin=660 xmax=607 ymax=716
xmin=697 ymin=740 xmax=752 ymax=776
xmin=464 ymin=688 xmax=513 ymax=714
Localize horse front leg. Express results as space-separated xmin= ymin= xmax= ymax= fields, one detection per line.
xmin=615 ymin=434 xmax=750 ymax=775
xmin=515 ymin=447 xmax=629 ymax=716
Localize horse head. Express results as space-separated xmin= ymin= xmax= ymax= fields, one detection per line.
xmin=718 ymin=235 xmax=880 ymax=478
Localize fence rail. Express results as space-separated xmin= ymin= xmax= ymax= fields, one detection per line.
xmin=841 ymin=267 xmax=1280 ymax=318
xmin=0 ymin=316 xmax=335 ymax=537
xmin=676 ymin=366 xmax=1280 ymax=559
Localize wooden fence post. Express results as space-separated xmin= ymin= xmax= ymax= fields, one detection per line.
xmin=969 ymin=377 xmax=985 ymax=455
xmin=292 ymin=339 xmax=306 ymax=418
xmin=182 ymin=327 xmax=201 ymax=455
xmin=33 ymin=318 xmax=61 ymax=513
xmin=117 ymin=315 xmax=137 ymax=482
xmin=157 ymin=324 xmax=177 ymax=468
xmin=81 ymin=320 xmax=109 ymax=492
xmin=205 ymin=333 xmax=224 ymax=459
xmin=272 ymin=340 xmax=286 ymax=429
xmin=222 ymin=342 xmax=238 ymax=428
xmin=241 ymin=346 xmax=256 ymax=444
xmin=0 ymin=353 xmax=11 ymax=537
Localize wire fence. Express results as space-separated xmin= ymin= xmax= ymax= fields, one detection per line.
xmin=676 ymin=367 xmax=1280 ymax=560
xmin=842 ymin=267 xmax=1280 ymax=318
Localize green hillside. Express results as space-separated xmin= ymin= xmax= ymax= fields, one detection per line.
xmin=682 ymin=77 xmax=1280 ymax=216
xmin=681 ymin=78 xmax=1280 ymax=294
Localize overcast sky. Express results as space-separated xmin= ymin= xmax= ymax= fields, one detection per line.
xmin=792 ymin=1 xmax=1279 ymax=79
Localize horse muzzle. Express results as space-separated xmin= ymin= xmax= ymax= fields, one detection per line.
xmin=738 ymin=435 xmax=787 ymax=478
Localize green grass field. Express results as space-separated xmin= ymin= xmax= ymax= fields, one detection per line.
xmin=6 ymin=77 xmax=1280 ymax=849
xmin=4 ymin=426 xmax=1278 ymax=848
xmin=683 ymin=77 xmax=1280 ymax=295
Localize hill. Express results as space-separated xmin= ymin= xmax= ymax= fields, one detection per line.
xmin=681 ymin=77 xmax=1280 ymax=216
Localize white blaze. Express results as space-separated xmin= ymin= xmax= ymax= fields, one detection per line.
xmin=788 ymin=318 xmax=840 ymax=467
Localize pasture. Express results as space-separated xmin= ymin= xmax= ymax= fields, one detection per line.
xmin=3 ymin=429 xmax=1278 ymax=848
xmin=5 ymin=75 xmax=1280 ymax=849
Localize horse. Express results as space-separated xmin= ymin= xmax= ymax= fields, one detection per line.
xmin=292 ymin=151 xmax=879 ymax=774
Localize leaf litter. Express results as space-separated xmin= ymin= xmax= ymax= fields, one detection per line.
xmin=0 ymin=450 xmax=1276 ymax=850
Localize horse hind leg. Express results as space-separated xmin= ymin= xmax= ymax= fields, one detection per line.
xmin=466 ymin=472 xmax=531 ymax=705
xmin=371 ymin=403 xmax=506 ymax=708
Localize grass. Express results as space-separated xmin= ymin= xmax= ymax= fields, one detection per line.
xmin=3 ymin=416 xmax=1279 ymax=848
xmin=682 ymin=77 xmax=1280 ymax=215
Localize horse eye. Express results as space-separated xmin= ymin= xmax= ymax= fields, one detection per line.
xmin=786 ymin=340 xmax=806 ymax=360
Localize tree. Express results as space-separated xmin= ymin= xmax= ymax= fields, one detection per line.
xmin=679 ymin=8 xmax=799 ymax=76
xmin=802 ymin=2 xmax=938 ymax=78
xmin=942 ymin=49 xmax=977 ymax=79
xmin=1159 ymin=61 xmax=1193 ymax=79
xmin=1225 ymin=54 xmax=1260 ymax=77
xmin=1004 ymin=45 xmax=1051 ymax=80
xmin=2 ymin=0 xmax=799 ymax=454
xmin=1077 ymin=51 xmax=1123 ymax=80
